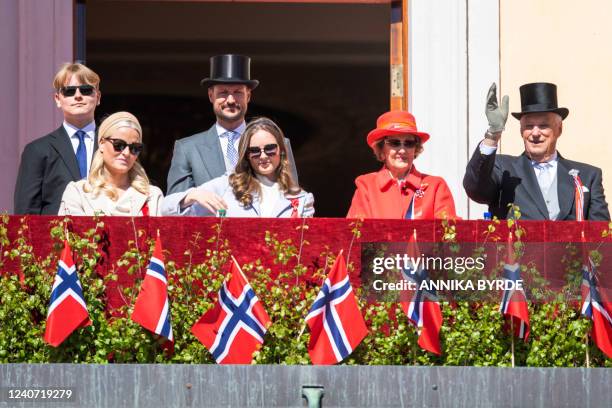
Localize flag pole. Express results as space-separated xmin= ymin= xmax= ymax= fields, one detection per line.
xmin=297 ymin=250 xmax=337 ymax=342
xmin=412 ymin=337 xmax=417 ymax=365
xmin=64 ymin=217 xmax=69 ymax=242
xmin=580 ymin=230 xmax=591 ymax=368
xmin=510 ymin=318 xmax=515 ymax=367
xmin=215 ymin=214 xmax=225 ymax=254
xmin=585 ymin=333 xmax=590 ymax=368
xmin=410 ymin=229 xmax=417 ymax=365
xmin=296 ymin=217 xmax=308 ymax=285
xmin=129 ymin=216 xmax=143 ymax=278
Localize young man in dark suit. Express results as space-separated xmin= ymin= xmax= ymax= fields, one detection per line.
xmin=166 ymin=54 xmax=298 ymax=201
xmin=464 ymin=82 xmax=610 ymax=220
xmin=14 ymin=63 xmax=101 ymax=214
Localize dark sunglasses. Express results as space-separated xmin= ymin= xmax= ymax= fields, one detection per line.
xmin=384 ymin=138 xmax=418 ymax=149
xmin=247 ymin=143 xmax=278 ymax=158
xmin=104 ymin=138 xmax=144 ymax=155
xmin=59 ymin=85 xmax=96 ymax=97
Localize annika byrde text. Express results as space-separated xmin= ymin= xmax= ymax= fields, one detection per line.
xmin=369 ymin=253 xmax=523 ymax=292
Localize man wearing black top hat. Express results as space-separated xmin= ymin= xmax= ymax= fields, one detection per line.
xmin=166 ymin=54 xmax=298 ymax=195
xmin=463 ymin=82 xmax=610 ymax=220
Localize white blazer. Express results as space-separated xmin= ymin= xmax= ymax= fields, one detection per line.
xmin=59 ymin=180 xmax=164 ymax=216
xmin=162 ymin=174 xmax=315 ymax=218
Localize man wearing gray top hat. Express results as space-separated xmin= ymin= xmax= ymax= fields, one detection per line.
xmin=166 ymin=54 xmax=298 ymax=198
xmin=463 ymin=82 xmax=610 ymax=220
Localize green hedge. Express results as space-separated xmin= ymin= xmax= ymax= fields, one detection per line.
xmin=0 ymin=215 xmax=609 ymax=366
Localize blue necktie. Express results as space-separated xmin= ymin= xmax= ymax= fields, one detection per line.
xmin=225 ymin=131 xmax=240 ymax=170
xmin=75 ymin=130 xmax=88 ymax=179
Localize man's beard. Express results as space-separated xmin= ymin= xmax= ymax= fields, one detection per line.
xmin=216 ymin=104 xmax=246 ymax=123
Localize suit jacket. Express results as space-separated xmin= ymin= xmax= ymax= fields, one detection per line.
xmin=14 ymin=126 xmax=98 ymax=215
xmin=58 ymin=180 xmax=164 ymax=216
xmin=162 ymin=174 xmax=314 ymax=218
xmin=347 ymin=166 xmax=457 ymax=219
xmin=166 ymin=125 xmax=299 ymax=194
xmin=463 ymin=146 xmax=610 ymax=220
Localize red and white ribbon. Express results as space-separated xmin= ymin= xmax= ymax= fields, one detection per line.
xmin=290 ymin=198 xmax=300 ymax=218
xmin=569 ymin=169 xmax=584 ymax=221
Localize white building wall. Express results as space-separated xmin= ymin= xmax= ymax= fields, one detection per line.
xmin=409 ymin=0 xmax=499 ymax=219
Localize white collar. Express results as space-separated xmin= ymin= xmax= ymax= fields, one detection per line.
xmin=63 ymin=120 xmax=96 ymax=138
xmin=530 ymin=151 xmax=559 ymax=167
xmin=216 ymin=121 xmax=246 ymax=138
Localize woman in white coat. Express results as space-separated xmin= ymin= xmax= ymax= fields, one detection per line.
xmin=59 ymin=111 xmax=163 ymax=216
xmin=162 ymin=117 xmax=314 ymax=217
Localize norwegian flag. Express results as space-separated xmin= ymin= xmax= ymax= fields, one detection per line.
xmin=580 ymin=237 xmax=612 ymax=359
xmin=400 ymin=230 xmax=443 ymax=355
xmin=191 ymin=256 xmax=271 ymax=364
xmin=131 ymin=233 xmax=173 ymax=343
xmin=305 ymin=250 xmax=367 ymax=365
xmin=499 ymin=232 xmax=530 ymax=341
xmin=43 ymin=240 xmax=91 ymax=347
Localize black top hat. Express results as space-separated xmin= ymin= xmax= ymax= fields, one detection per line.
xmin=511 ymin=82 xmax=569 ymax=120
xmin=200 ymin=54 xmax=259 ymax=89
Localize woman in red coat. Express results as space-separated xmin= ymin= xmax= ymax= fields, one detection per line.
xmin=347 ymin=111 xmax=457 ymax=219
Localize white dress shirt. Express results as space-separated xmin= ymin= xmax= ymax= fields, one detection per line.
xmin=216 ymin=122 xmax=246 ymax=172
xmin=478 ymin=140 xmax=558 ymax=185
xmin=63 ymin=120 xmax=96 ymax=175
xmin=531 ymin=152 xmax=558 ymax=193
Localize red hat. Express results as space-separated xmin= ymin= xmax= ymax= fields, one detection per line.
xmin=366 ymin=111 xmax=430 ymax=147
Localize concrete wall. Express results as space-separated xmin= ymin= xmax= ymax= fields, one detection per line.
xmin=0 ymin=0 xmax=73 ymax=213
xmin=2 ymin=364 xmax=611 ymax=407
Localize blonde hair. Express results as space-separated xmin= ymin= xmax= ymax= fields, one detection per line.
xmin=229 ymin=117 xmax=300 ymax=207
xmin=53 ymin=62 xmax=100 ymax=91
xmin=84 ymin=112 xmax=150 ymax=200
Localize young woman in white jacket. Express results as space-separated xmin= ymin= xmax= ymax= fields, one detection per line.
xmin=162 ymin=117 xmax=313 ymax=218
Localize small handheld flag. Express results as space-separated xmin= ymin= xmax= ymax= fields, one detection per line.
xmin=192 ymin=256 xmax=271 ymax=364
xmin=131 ymin=232 xmax=173 ymax=343
xmin=43 ymin=240 xmax=91 ymax=347
xmin=499 ymin=232 xmax=530 ymax=341
xmin=580 ymin=235 xmax=612 ymax=359
xmin=305 ymin=251 xmax=368 ymax=365
xmin=400 ymin=230 xmax=443 ymax=355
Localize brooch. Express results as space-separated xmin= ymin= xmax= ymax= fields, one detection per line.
xmin=414 ymin=183 xmax=428 ymax=198
xmin=400 ymin=181 xmax=428 ymax=197
xmin=290 ymin=198 xmax=300 ymax=218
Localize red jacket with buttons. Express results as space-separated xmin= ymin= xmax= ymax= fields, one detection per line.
xmin=347 ymin=166 xmax=457 ymax=219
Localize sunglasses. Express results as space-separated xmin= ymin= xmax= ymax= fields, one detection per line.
xmin=104 ymin=138 xmax=144 ymax=155
xmin=59 ymin=85 xmax=96 ymax=97
xmin=384 ymin=138 xmax=418 ymax=149
xmin=247 ymin=143 xmax=278 ymax=158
